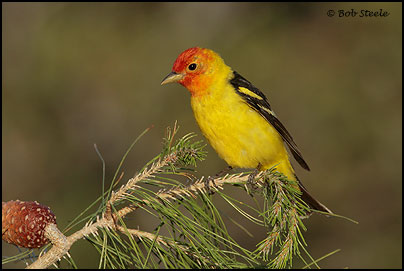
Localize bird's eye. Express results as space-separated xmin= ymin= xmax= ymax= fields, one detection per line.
xmin=188 ymin=63 xmax=197 ymax=71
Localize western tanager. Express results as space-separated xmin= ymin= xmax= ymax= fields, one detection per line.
xmin=161 ymin=47 xmax=331 ymax=214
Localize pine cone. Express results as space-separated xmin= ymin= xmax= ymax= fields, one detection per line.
xmin=2 ymin=200 xmax=57 ymax=248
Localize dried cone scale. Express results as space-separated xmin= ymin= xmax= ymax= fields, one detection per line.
xmin=2 ymin=200 xmax=57 ymax=248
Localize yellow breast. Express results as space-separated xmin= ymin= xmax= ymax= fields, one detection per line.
xmin=190 ymin=81 xmax=294 ymax=179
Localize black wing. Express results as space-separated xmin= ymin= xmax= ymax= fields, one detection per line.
xmin=229 ymin=71 xmax=310 ymax=171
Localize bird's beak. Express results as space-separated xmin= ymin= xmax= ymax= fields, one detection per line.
xmin=161 ymin=72 xmax=184 ymax=85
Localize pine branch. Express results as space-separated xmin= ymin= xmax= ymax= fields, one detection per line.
xmin=26 ymin=152 xmax=187 ymax=269
xmin=5 ymin=123 xmax=344 ymax=269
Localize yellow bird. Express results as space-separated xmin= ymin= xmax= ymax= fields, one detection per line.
xmin=161 ymin=47 xmax=331 ymax=214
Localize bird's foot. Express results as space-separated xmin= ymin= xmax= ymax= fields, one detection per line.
xmin=204 ymin=176 xmax=218 ymax=195
xmin=246 ymin=168 xmax=260 ymax=196
xmin=204 ymin=166 xmax=233 ymax=195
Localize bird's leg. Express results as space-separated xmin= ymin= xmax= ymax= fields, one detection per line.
xmin=246 ymin=164 xmax=261 ymax=195
xmin=205 ymin=166 xmax=233 ymax=195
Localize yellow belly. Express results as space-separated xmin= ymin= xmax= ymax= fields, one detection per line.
xmin=191 ymin=87 xmax=295 ymax=180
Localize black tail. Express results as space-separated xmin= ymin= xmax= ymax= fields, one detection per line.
xmin=296 ymin=175 xmax=332 ymax=214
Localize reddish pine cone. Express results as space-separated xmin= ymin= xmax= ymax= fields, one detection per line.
xmin=2 ymin=200 xmax=57 ymax=248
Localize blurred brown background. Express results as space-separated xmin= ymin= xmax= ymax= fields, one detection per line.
xmin=2 ymin=2 xmax=402 ymax=269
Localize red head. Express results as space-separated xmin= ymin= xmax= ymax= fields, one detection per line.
xmin=161 ymin=47 xmax=228 ymax=96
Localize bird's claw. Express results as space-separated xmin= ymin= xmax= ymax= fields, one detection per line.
xmin=204 ymin=176 xmax=218 ymax=195
xmin=246 ymin=169 xmax=259 ymax=196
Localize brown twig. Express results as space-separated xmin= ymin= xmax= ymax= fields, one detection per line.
xmin=26 ymin=151 xmax=260 ymax=269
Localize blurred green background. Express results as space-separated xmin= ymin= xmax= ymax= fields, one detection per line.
xmin=2 ymin=2 xmax=402 ymax=269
